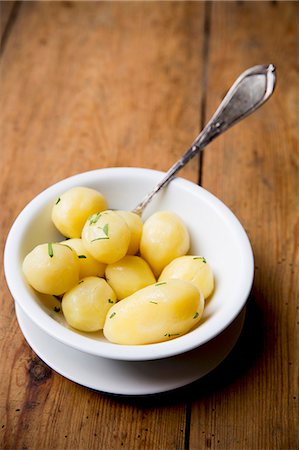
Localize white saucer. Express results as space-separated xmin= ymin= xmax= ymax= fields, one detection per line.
xmin=16 ymin=304 xmax=245 ymax=396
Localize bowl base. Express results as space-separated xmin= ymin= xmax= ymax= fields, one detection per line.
xmin=15 ymin=304 xmax=246 ymax=396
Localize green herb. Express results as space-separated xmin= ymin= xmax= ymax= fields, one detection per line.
xmin=164 ymin=333 xmax=180 ymax=337
xmin=78 ymin=280 xmax=84 ymax=284
xmin=78 ymin=255 xmax=87 ymax=259
xmin=48 ymin=243 xmax=54 ymax=258
xmin=149 ymin=301 xmax=158 ymax=304
xmin=89 ymin=213 xmax=101 ymax=225
xmin=109 ymin=312 xmax=116 ymax=319
xmin=102 ymin=223 xmax=109 ymax=237
xmin=54 ymin=306 xmax=61 ymax=312
xmin=94 ymin=223 xmax=110 ymax=239
xmin=55 ymin=197 xmax=61 ymax=205
xmin=61 ymin=244 xmax=73 ymax=251
xmin=155 ymin=282 xmax=167 ymax=287
xmin=193 ymin=256 xmax=207 ymax=263
xmin=108 ymin=299 xmax=114 ymax=304
xmin=193 ymin=312 xmax=199 ymax=319
xmin=91 ymin=237 xmax=109 ymax=242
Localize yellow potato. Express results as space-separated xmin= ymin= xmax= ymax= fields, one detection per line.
xmin=105 ymin=255 xmax=156 ymax=300
xmin=140 ymin=211 xmax=190 ymax=277
xmin=62 ymin=277 xmax=117 ymax=332
xmin=60 ymin=238 xmax=106 ymax=279
xmin=22 ymin=243 xmax=80 ymax=295
xmin=103 ymin=279 xmax=204 ymax=345
xmin=51 ymin=186 xmax=108 ymax=238
xmin=82 ymin=210 xmax=130 ymax=264
xmin=159 ymin=255 xmax=214 ymax=299
xmin=116 ymin=211 xmax=143 ymax=255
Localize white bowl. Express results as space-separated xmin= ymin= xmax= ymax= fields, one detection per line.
xmin=4 ymin=167 xmax=254 ymax=361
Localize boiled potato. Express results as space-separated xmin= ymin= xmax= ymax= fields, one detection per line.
xmin=62 ymin=277 xmax=117 ymax=332
xmin=159 ymin=255 xmax=214 ymax=299
xmin=105 ymin=255 xmax=156 ymax=300
xmin=140 ymin=211 xmax=190 ymax=277
xmin=82 ymin=210 xmax=130 ymax=264
xmin=22 ymin=243 xmax=79 ymax=295
xmin=60 ymin=238 xmax=106 ymax=279
xmin=116 ymin=211 xmax=143 ymax=255
xmin=51 ymin=186 xmax=108 ymax=238
xmin=103 ymin=279 xmax=204 ymax=345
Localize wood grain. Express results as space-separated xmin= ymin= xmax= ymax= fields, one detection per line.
xmin=0 ymin=2 xmax=205 ymax=449
xmin=189 ymin=2 xmax=299 ymax=449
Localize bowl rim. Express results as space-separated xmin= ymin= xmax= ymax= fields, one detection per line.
xmin=4 ymin=167 xmax=254 ymax=361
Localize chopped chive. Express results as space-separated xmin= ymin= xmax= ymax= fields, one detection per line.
xmin=155 ymin=282 xmax=167 ymax=287
xmin=164 ymin=333 xmax=180 ymax=337
xmin=54 ymin=306 xmax=61 ymax=312
xmin=48 ymin=243 xmax=54 ymax=258
xmin=78 ymin=280 xmax=84 ymax=284
xmin=78 ymin=255 xmax=87 ymax=259
xmin=95 ymin=223 xmax=110 ymax=239
xmin=149 ymin=301 xmax=158 ymax=304
xmin=89 ymin=213 xmax=101 ymax=225
xmin=193 ymin=312 xmax=199 ymax=319
xmin=91 ymin=237 xmax=109 ymax=242
xmin=193 ymin=256 xmax=207 ymax=263
xmin=102 ymin=223 xmax=109 ymax=237
xmin=61 ymin=244 xmax=73 ymax=251
xmin=55 ymin=197 xmax=61 ymax=205
xmin=108 ymin=299 xmax=114 ymax=304
xmin=109 ymin=312 xmax=116 ymax=319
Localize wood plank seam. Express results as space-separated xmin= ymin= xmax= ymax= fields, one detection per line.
xmin=0 ymin=0 xmax=22 ymax=56
xmin=198 ymin=1 xmax=211 ymax=189
xmin=184 ymin=3 xmax=211 ymax=447
xmin=185 ymin=5 xmax=211 ymax=447
xmin=184 ymin=400 xmax=192 ymax=450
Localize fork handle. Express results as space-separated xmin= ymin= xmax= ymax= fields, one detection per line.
xmin=133 ymin=64 xmax=276 ymax=216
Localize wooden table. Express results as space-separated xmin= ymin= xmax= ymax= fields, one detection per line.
xmin=1 ymin=2 xmax=298 ymax=449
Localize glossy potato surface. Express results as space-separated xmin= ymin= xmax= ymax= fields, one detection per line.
xmin=22 ymin=243 xmax=80 ymax=295
xmin=60 ymin=238 xmax=106 ymax=279
xmin=116 ymin=211 xmax=143 ymax=255
xmin=140 ymin=211 xmax=190 ymax=277
xmin=51 ymin=186 xmax=108 ymax=238
xmin=82 ymin=210 xmax=131 ymax=264
xmin=105 ymin=255 xmax=156 ymax=300
xmin=159 ymin=255 xmax=214 ymax=299
xmin=103 ymin=279 xmax=204 ymax=345
xmin=62 ymin=277 xmax=117 ymax=332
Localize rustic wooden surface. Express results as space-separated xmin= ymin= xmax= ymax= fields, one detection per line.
xmin=0 ymin=2 xmax=298 ymax=449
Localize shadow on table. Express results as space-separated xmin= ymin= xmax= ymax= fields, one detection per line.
xmin=111 ymin=288 xmax=269 ymax=407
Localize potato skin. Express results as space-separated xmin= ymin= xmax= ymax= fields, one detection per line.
xmin=82 ymin=210 xmax=130 ymax=264
xmin=22 ymin=243 xmax=80 ymax=295
xmin=140 ymin=211 xmax=190 ymax=277
xmin=159 ymin=255 xmax=214 ymax=299
xmin=105 ymin=255 xmax=156 ymax=300
xmin=103 ymin=279 xmax=204 ymax=345
xmin=51 ymin=186 xmax=107 ymax=238
xmin=116 ymin=211 xmax=143 ymax=255
xmin=62 ymin=277 xmax=117 ymax=332
xmin=60 ymin=238 xmax=106 ymax=279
